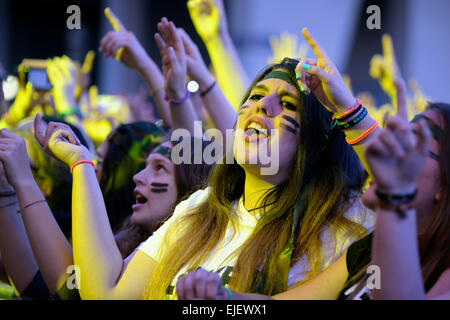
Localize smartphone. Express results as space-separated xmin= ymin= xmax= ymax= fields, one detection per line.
xmin=20 ymin=59 xmax=53 ymax=91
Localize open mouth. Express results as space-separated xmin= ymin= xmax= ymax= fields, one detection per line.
xmin=133 ymin=189 xmax=148 ymax=209
xmin=244 ymin=120 xmax=269 ymax=141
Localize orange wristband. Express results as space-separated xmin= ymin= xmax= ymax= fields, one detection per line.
xmin=345 ymin=121 xmax=379 ymax=145
xmin=70 ymin=160 xmax=95 ymax=174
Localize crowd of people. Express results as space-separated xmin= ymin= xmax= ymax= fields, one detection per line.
xmin=0 ymin=0 xmax=448 ymax=301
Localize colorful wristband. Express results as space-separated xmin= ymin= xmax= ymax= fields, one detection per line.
xmin=70 ymin=160 xmax=96 ymax=174
xmin=333 ymin=99 xmax=361 ymax=120
xmin=345 ymin=121 xmax=378 ymax=145
xmin=164 ymin=89 xmax=191 ymax=104
xmin=338 ymin=108 xmax=368 ymax=131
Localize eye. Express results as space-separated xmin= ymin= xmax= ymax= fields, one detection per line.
xmin=249 ymin=93 xmax=264 ymax=101
xmin=155 ymin=164 xmax=167 ymax=173
xmin=281 ymin=101 xmax=296 ymax=111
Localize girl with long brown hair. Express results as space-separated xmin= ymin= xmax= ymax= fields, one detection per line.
xmin=40 ymin=26 xmax=381 ymax=299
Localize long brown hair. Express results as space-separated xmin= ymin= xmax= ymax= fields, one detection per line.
xmin=145 ymin=59 xmax=368 ymax=299
xmin=418 ymin=102 xmax=450 ymax=290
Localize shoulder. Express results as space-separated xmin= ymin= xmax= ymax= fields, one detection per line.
xmin=427 ymin=268 xmax=450 ymax=300
xmin=343 ymin=195 xmax=375 ymax=232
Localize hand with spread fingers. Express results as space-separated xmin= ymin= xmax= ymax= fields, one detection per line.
xmin=176 ymin=268 xmax=229 ymax=300
xmin=364 ymin=115 xmax=431 ymax=194
xmin=47 ymin=56 xmax=78 ymax=115
xmin=33 ymin=113 xmax=90 ymax=168
xmin=177 ymin=28 xmax=215 ymax=90
xmin=295 ymin=28 xmax=356 ymax=114
xmin=99 ymin=8 xmax=151 ymax=72
xmin=154 ymin=18 xmax=188 ymax=100
xmin=0 ymin=129 xmax=35 ymax=190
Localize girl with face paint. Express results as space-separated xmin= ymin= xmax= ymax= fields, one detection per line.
xmin=43 ymin=25 xmax=388 ymax=300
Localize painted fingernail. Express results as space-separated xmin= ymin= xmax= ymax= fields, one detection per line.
xmin=300 ymin=84 xmax=305 ymax=92
xmin=295 ymin=72 xmax=300 ymax=79
xmin=302 ymin=63 xmax=311 ymax=70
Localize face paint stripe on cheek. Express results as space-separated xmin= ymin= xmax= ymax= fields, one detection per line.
xmin=282 ymin=124 xmax=297 ymax=135
xmin=282 ymin=115 xmax=300 ymax=128
xmin=151 ymin=182 xmax=169 ymax=187
xmin=151 ymin=188 xmax=168 ymax=193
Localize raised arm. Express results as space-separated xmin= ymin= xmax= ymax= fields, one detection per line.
xmin=40 ymin=116 xmax=155 ymax=299
xmin=99 ymin=8 xmax=172 ymax=126
xmin=154 ymin=18 xmax=201 ymax=136
xmin=187 ymin=0 xmax=250 ymax=110
xmin=297 ymin=27 xmax=382 ymax=178
xmin=0 ymin=126 xmax=74 ymax=295
xmin=0 ymin=157 xmax=38 ymax=295
xmin=178 ymin=28 xmax=237 ymax=134
xmin=364 ymin=115 xmax=431 ymax=299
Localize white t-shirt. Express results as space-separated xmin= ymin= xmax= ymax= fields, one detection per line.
xmin=138 ymin=187 xmax=374 ymax=299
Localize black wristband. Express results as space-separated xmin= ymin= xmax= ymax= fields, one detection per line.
xmin=338 ymin=108 xmax=368 ymax=131
xmin=375 ymin=188 xmax=417 ymax=206
xmin=200 ymin=81 xmax=217 ymax=98
xmin=0 ymin=191 xmax=16 ymax=197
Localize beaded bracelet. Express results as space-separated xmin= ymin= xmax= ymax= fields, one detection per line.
xmin=164 ymin=89 xmax=191 ymax=104
xmin=70 ymin=160 xmax=96 ymax=174
xmin=338 ymin=108 xmax=368 ymax=131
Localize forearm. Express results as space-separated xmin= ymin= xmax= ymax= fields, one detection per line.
xmin=0 ymin=196 xmax=38 ymax=294
xmin=137 ymin=60 xmax=172 ymax=126
xmin=372 ymin=208 xmax=425 ymax=299
xmin=15 ymin=180 xmax=73 ymax=295
xmin=196 ymin=73 xmax=237 ymax=134
xmin=169 ymin=98 xmax=202 ymax=138
xmin=204 ymin=34 xmax=248 ymax=110
xmin=72 ymin=164 xmax=124 ymax=299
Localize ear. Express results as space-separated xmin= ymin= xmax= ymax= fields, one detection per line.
xmin=434 ymin=189 xmax=441 ymax=202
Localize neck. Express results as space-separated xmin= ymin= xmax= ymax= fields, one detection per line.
xmin=243 ymin=170 xmax=278 ymax=214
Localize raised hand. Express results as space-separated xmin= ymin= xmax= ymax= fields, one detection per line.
xmin=0 ymin=129 xmax=35 ymax=189
xmin=154 ymin=18 xmax=187 ymax=100
xmin=33 ymin=113 xmax=89 ymax=167
xmin=176 ymin=268 xmax=229 ymax=300
xmin=47 ymin=56 xmax=78 ymax=114
xmin=296 ymin=28 xmax=356 ymax=114
xmin=268 ymin=31 xmax=309 ymax=65
xmin=177 ymin=28 xmax=215 ymax=89
xmin=364 ymin=116 xmax=430 ymax=194
xmin=99 ymin=8 xmax=151 ymax=71
xmin=187 ymin=0 xmax=225 ymax=42
xmin=369 ymin=34 xmax=408 ymax=119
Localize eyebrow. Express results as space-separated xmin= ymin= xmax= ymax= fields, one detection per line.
xmin=146 ymin=156 xmax=171 ymax=167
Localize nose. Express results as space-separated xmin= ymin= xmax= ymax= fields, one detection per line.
xmin=133 ymin=168 xmax=146 ymax=186
xmin=256 ymin=95 xmax=281 ymax=118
